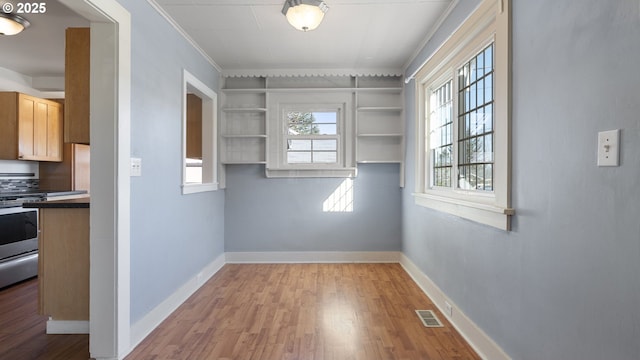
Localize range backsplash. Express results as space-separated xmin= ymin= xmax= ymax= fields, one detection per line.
xmin=0 ymin=178 xmax=39 ymax=191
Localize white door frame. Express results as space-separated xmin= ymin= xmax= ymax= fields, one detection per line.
xmin=59 ymin=1 xmax=131 ymax=359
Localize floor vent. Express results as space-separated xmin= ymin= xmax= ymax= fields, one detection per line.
xmin=415 ymin=310 xmax=444 ymax=328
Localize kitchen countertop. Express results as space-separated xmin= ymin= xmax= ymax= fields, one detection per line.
xmin=23 ymin=197 xmax=90 ymax=209
xmin=0 ymin=190 xmax=87 ymax=199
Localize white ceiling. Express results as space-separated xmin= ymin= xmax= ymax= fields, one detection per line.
xmin=154 ymin=0 xmax=453 ymax=77
xmin=0 ymin=0 xmax=453 ymax=87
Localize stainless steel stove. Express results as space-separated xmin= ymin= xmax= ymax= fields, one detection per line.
xmin=0 ymin=188 xmax=47 ymax=288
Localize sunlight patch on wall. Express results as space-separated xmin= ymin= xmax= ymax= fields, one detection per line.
xmin=323 ymin=178 xmax=354 ymax=212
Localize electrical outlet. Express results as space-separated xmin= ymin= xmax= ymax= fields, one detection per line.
xmin=130 ymin=157 xmax=142 ymax=177
xmin=444 ymin=301 xmax=453 ymax=317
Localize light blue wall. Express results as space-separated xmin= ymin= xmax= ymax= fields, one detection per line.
xmin=225 ymin=164 xmax=401 ymax=252
xmin=403 ymin=1 xmax=640 ymax=359
xmin=117 ymin=0 xmax=225 ymax=324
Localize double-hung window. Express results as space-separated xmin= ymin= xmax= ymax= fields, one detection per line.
xmin=413 ymin=0 xmax=513 ymax=230
xmin=285 ymin=110 xmax=339 ymax=165
xmin=266 ymin=91 xmax=355 ymax=178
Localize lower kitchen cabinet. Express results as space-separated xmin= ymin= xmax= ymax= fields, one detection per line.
xmin=37 ymin=205 xmax=89 ymax=324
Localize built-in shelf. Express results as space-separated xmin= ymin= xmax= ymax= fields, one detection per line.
xmin=357 ymin=106 xmax=403 ymax=112
xmin=219 ymin=75 xmax=406 ymax=187
xmin=223 ymin=160 xmax=267 ymax=165
xmin=222 ymin=107 xmax=267 ymax=112
xmin=357 ymin=133 xmax=403 ymax=137
xmin=220 ymin=78 xmax=268 ymax=168
xmin=221 ymin=134 xmax=268 ymax=138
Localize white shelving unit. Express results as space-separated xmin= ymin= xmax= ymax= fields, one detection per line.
xmin=220 ymin=78 xmax=267 ymax=164
xmin=219 ymin=75 xmax=405 ymax=186
xmin=355 ymin=76 xmax=404 ymax=186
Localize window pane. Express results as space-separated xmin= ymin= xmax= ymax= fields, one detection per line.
xmin=484 ymin=104 xmax=493 ymax=132
xmin=287 ymin=111 xmax=338 ymax=135
xmin=313 ymin=139 xmax=337 ymax=151
xmin=485 ymin=44 xmax=493 ymax=70
xmin=313 ymin=152 xmax=337 ymax=163
xmin=316 ymin=124 xmax=337 ymax=135
xmin=288 ymin=152 xmax=311 ymax=163
xmin=470 ymin=57 xmax=477 ymax=83
xmin=485 ymin=73 xmax=493 ymax=103
xmin=484 ymin=163 xmax=493 ymax=191
xmin=485 ymin=133 xmax=493 ymax=162
xmin=288 ymin=139 xmax=311 ymax=150
xmin=477 ymin=78 xmax=485 ymax=105
xmin=476 ymin=51 xmax=485 ymax=78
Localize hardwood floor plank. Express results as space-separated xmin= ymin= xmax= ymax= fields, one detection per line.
xmin=126 ymin=263 xmax=480 ymax=360
xmin=1 ymin=264 xmax=480 ymax=359
xmin=0 ymin=278 xmax=89 ymax=360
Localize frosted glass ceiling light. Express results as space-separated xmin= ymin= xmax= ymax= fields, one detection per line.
xmin=282 ymin=0 xmax=329 ymax=32
xmin=0 ymin=12 xmax=30 ymax=35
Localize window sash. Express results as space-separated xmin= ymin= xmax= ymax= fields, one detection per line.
xmin=283 ymin=108 xmax=341 ymax=166
xmin=457 ymin=43 xmax=494 ymax=191
xmin=429 ymin=80 xmax=453 ymax=188
xmin=285 ymin=136 xmax=339 ymax=164
xmin=426 ymin=42 xmax=495 ymax=193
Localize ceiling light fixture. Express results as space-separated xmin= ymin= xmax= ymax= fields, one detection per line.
xmin=0 ymin=12 xmax=30 ymax=35
xmin=282 ymin=0 xmax=329 ymax=32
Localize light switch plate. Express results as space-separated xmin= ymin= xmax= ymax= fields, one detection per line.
xmin=131 ymin=157 xmax=142 ymax=176
xmin=597 ymin=129 xmax=619 ymax=167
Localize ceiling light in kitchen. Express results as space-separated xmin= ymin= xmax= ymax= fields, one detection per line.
xmin=0 ymin=11 xmax=30 ymax=35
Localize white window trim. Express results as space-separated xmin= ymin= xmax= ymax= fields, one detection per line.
xmin=266 ymin=92 xmax=356 ymax=178
xmin=181 ymin=69 xmax=219 ymax=194
xmin=413 ymin=0 xmax=513 ymax=230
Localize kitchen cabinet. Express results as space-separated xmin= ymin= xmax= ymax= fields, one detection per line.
xmin=38 ymin=204 xmax=89 ymax=324
xmin=39 ymin=143 xmax=90 ymax=192
xmin=0 ymin=92 xmax=63 ymax=162
xmin=23 ymin=198 xmax=90 ymax=329
xmin=64 ymin=27 xmax=90 ymax=144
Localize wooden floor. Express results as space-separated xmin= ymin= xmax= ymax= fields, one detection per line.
xmin=0 ymin=264 xmax=479 ymax=360
xmin=127 ymin=264 xmax=479 ymax=360
xmin=0 ymin=278 xmax=89 ymax=360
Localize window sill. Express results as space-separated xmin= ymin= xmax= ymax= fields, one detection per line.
xmin=182 ymin=182 xmax=219 ymax=195
xmin=265 ymin=167 xmax=357 ymax=178
xmin=413 ymin=192 xmax=514 ymax=231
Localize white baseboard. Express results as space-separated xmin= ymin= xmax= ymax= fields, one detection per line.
xmin=399 ymin=254 xmax=510 ymax=360
xmin=225 ymin=251 xmax=401 ymax=263
xmin=129 ymin=253 xmax=226 ymax=349
xmin=46 ymin=320 xmax=90 ymax=334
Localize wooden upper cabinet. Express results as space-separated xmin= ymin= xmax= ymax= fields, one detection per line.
xmin=0 ymin=92 xmax=63 ymax=162
xmin=39 ymin=143 xmax=90 ymax=192
xmin=64 ymin=27 xmax=90 ymax=144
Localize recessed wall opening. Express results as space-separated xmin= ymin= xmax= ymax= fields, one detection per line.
xmin=182 ymin=70 xmax=218 ymax=194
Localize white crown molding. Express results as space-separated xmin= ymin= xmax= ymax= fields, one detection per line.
xmin=221 ymin=68 xmax=404 ymax=78
xmin=146 ymin=0 xmax=222 ymax=73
